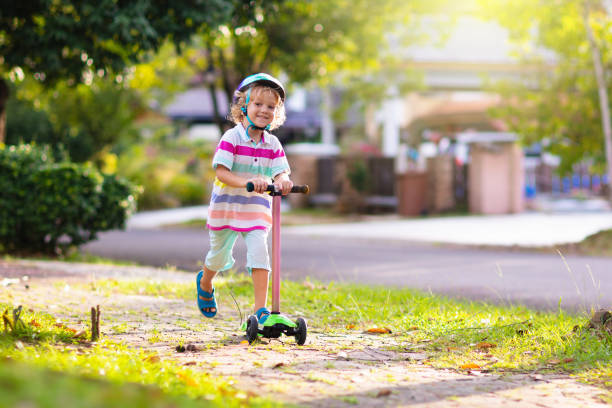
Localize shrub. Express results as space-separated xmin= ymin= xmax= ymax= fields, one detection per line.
xmin=115 ymin=139 xmax=214 ymax=210
xmin=5 ymin=95 xmax=95 ymax=162
xmin=0 ymin=144 xmax=139 ymax=255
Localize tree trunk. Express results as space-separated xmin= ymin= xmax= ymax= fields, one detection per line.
xmin=206 ymin=44 xmax=224 ymax=136
xmin=0 ymin=78 xmax=9 ymax=143
xmin=583 ymin=2 xmax=612 ymax=201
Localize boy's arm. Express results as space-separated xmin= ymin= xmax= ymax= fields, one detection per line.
xmin=216 ymin=165 xmax=268 ymax=193
xmin=273 ymin=171 xmax=293 ymax=195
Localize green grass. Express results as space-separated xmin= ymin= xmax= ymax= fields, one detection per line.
xmin=0 ymin=359 xmax=234 ymax=408
xmin=2 ymin=270 xmax=611 ymax=405
xmin=0 ymin=304 xmax=279 ymax=408
xmin=565 ymin=228 xmax=612 ymax=257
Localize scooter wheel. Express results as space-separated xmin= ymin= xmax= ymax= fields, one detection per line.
xmin=246 ymin=315 xmax=259 ymax=344
xmin=295 ymin=317 xmax=307 ymax=345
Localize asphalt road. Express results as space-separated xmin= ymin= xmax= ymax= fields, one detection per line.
xmin=82 ymin=228 xmax=612 ymax=312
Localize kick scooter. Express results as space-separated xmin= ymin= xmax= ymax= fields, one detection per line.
xmin=243 ymin=181 xmax=309 ymax=345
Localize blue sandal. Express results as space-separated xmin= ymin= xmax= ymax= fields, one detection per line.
xmin=255 ymin=307 xmax=271 ymax=324
xmin=196 ymin=270 xmax=217 ymax=318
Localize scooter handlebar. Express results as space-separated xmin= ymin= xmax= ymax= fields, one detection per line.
xmin=246 ymin=182 xmax=309 ymax=194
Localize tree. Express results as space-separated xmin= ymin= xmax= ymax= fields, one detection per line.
xmin=479 ymin=0 xmax=612 ymax=200
xmin=6 ymin=75 xmax=143 ymax=163
xmin=0 ymin=0 xmax=232 ymax=142
xmin=583 ymin=0 xmax=612 ymax=201
xmin=199 ymin=0 xmax=443 ymax=133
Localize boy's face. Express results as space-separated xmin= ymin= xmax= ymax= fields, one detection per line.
xmin=245 ymin=87 xmax=280 ymax=129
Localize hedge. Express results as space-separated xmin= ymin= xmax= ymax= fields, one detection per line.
xmin=0 ymin=144 xmax=139 ymax=254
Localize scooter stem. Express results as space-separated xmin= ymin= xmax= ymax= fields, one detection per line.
xmin=271 ymin=194 xmax=281 ymax=313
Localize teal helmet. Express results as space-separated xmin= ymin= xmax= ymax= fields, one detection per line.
xmin=236 ymin=73 xmax=285 ymax=102
xmin=236 ymin=73 xmax=286 ymax=132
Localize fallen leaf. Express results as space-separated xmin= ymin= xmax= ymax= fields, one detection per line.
xmin=562 ymin=358 xmax=574 ymax=364
xmin=144 ymin=355 xmax=160 ymax=364
xmin=54 ymin=323 xmax=77 ymax=334
xmin=476 ymin=342 xmax=496 ymax=350
xmin=460 ymin=363 xmax=481 ymax=370
xmin=376 ymin=389 xmax=392 ymax=397
xmin=177 ymin=372 xmax=197 ymax=387
xmin=240 ymin=340 xmax=249 ymax=345
xmin=366 ymin=327 xmax=392 ymax=334
xmin=547 ymin=358 xmax=561 ymax=365
xmin=74 ymin=331 xmax=86 ymax=338
xmin=29 ymin=320 xmax=41 ymax=328
xmin=183 ymin=361 xmax=197 ymax=366
xmin=272 ymin=362 xmax=285 ymax=369
xmin=346 ymin=324 xmax=356 ymax=329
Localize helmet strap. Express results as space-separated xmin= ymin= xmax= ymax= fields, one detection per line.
xmin=241 ymin=88 xmax=271 ymax=135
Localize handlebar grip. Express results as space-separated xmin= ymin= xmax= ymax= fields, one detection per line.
xmin=246 ymin=182 xmax=309 ymax=194
xmin=291 ymin=185 xmax=309 ymax=194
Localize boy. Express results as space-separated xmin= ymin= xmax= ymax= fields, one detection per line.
xmin=197 ymin=73 xmax=293 ymax=325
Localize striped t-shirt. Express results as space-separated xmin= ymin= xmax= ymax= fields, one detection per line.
xmin=207 ymin=123 xmax=290 ymax=232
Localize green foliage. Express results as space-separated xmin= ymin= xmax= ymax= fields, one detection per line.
xmin=5 ymin=96 xmax=57 ymax=147
xmin=116 ymin=135 xmax=214 ymax=210
xmin=0 ymin=1 xmax=233 ymax=84
xmin=478 ymin=0 xmax=612 ymax=174
xmin=346 ymin=158 xmax=371 ymax=193
xmin=0 ymin=144 xmax=138 ymax=255
xmin=197 ymin=0 xmax=443 ymax=125
xmin=46 ymin=78 xmax=143 ymax=162
xmin=167 ymin=173 xmax=208 ymax=206
xmin=6 ymin=77 xmax=142 ymax=163
xmin=129 ymin=41 xmax=202 ymax=108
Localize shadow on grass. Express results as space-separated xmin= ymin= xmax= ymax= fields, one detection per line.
xmin=0 ymin=359 xmax=233 ymax=408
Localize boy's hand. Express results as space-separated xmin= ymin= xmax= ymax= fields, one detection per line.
xmin=274 ymin=177 xmax=294 ymax=196
xmin=247 ymin=177 xmax=268 ymax=194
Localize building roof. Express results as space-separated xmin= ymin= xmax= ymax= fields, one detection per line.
xmin=165 ymin=88 xmax=229 ymax=122
xmin=165 ymin=87 xmax=322 ymax=129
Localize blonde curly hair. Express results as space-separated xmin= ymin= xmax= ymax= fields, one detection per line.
xmin=229 ymin=85 xmax=286 ymax=131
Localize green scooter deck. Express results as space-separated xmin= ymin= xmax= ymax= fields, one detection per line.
xmin=240 ymin=313 xmax=297 ymax=331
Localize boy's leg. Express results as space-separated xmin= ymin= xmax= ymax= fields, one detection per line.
xmin=201 ymin=229 xmax=239 ymax=314
xmin=243 ymin=229 xmax=271 ymax=314
xmin=199 ymin=266 xmax=217 ymax=314
xmin=252 ymin=268 xmax=269 ymax=312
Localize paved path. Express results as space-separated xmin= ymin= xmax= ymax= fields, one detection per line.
xmin=1 ymin=259 xmax=608 ymax=408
